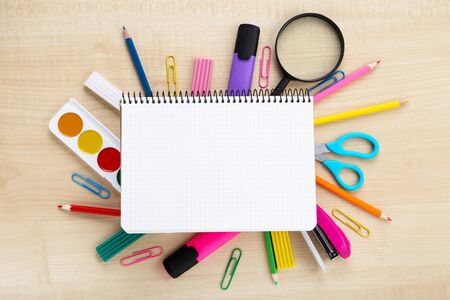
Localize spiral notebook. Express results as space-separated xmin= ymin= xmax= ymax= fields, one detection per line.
xmin=120 ymin=90 xmax=316 ymax=233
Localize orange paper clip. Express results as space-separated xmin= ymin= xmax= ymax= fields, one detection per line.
xmin=259 ymin=45 xmax=272 ymax=88
xmin=120 ymin=246 xmax=163 ymax=267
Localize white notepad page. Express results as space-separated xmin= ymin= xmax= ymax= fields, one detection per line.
xmin=121 ymin=96 xmax=316 ymax=233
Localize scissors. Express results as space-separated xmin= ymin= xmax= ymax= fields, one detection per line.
xmin=315 ymin=132 xmax=379 ymax=191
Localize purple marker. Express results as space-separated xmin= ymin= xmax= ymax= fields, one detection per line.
xmin=227 ymin=24 xmax=260 ymax=95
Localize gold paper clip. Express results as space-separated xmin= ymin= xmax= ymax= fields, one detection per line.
xmin=166 ymin=55 xmax=178 ymax=95
xmin=332 ymin=209 xmax=371 ymax=238
xmin=220 ymin=248 xmax=242 ymax=290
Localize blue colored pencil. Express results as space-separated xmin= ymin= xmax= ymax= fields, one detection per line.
xmin=122 ymin=25 xmax=153 ymax=96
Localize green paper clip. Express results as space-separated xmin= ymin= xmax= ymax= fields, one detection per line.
xmin=96 ymin=228 xmax=144 ymax=262
xmin=220 ymin=248 xmax=242 ymax=290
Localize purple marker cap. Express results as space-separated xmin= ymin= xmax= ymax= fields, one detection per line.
xmin=227 ymin=24 xmax=260 ymax=95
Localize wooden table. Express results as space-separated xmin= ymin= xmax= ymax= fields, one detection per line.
xmin=1 ymin=1 xmax=449 ymax=299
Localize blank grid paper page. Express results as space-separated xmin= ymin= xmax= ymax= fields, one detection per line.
xmin=121 ymin=98 xmax=316 ymax=233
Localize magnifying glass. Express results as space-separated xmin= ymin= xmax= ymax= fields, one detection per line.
xmin=272 ymin=13 xmax=345 ymax=95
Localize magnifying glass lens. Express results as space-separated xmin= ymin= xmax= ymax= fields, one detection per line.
xmin=277 ymin=17 xmax=342 ymax=81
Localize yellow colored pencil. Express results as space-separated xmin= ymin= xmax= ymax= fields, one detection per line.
xmin=270 ymin=231 xmax=295 ymax=269
xmin=282 ymin=232 xmax=294 ymax=268
xmin=314 ymin=100 xmax=409 ymax=126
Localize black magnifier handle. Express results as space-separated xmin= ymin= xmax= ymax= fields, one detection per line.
xmin=271 ymin=76 xmax=291 ymax=96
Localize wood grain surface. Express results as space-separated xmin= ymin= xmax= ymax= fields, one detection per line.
xmin=1 ymin=0 xmax=449 ymax=299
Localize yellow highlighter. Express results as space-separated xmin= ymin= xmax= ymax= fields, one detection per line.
xmin=314 ymin=100 xmax=409 ymax=126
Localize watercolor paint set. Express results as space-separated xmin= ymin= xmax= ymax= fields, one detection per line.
xmin=49 ymin=99 xmax=121 ymax=192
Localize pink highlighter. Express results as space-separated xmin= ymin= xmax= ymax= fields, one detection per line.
xmin=163 ymin=232 xmax=240 ymax=278
xmin=317 ymin=205 xmax=351 ymax=259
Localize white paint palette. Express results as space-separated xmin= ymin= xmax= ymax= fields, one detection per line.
xmin=49 ymin=99 xmax=121 ymax=192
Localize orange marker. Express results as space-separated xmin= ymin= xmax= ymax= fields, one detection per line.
xmin=316 ymin=176 xmax=391 ymax=222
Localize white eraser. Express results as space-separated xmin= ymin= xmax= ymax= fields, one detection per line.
xmin=84 ymin=71 xmax=121 ymax=110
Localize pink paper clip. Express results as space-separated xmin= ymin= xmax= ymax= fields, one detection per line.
xmin=259 ymin=45 xmax=272 ymax=88
xmin=120 ymin=246 xmax=163 ymax=267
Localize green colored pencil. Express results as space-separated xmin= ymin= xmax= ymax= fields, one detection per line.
xmin=264 ymin=232 xmax=278 ymax=285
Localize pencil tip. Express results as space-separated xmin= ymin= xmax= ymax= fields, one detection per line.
xmin=57 ymin=205 xmax=62 ymax=208
xmin=376 ymin=59 xmax=381 ymax=64
xmin=272 ymin=274 xmax=279 ymax=286
xmin=122 ymin=25 xmax=126 ymax=30
xmin=388 ymin=217 xmax=392 ymax=222
xmin=401 ymin=99 xmax=411 ymax=105
xmin=368 ymin=60 xmax=380 ymax=69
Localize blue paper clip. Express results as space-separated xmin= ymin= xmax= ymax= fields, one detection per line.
xmin=309 ymin=70 xmax=346 ymax=94
xmin=71 ymin=173 xmax=110 ymax=199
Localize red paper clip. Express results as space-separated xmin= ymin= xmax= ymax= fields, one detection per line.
xmin=259 ymin=45 xmax=272 ymax=88
xmin=120 ymin=246 xmax=163 ymax=267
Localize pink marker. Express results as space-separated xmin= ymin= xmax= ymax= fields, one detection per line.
xmin=163 ymin=232 xmax=240 ymax=278
xmin=314 ymin=60 xmax=381 ymax=103
xmin=317 ymin=205 xmax=351 ymax=258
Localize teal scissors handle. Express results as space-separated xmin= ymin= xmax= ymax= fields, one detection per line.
xmin=325 ymin=132 xmax=379 ymax=159
xmin=322 ymin=160 xmax=365 ymax=191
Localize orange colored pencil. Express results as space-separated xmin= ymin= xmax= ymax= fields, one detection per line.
xmin=315 ymin=176 xmax=391 ymax=222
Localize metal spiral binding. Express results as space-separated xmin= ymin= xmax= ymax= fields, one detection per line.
xmin=121 ymin=89 xmax=311 ymax=104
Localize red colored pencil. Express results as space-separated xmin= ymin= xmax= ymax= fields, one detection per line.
xmin=57 ymin=204 xmax=120 ymax=217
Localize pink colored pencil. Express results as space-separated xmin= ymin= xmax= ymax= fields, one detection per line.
xmin=314 ymin=60 xmax=380 ymax=103
xmin=191 ymin=58 xmax=213 ymax=95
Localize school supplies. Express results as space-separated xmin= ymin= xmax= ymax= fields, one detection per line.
xmin=120 ymin=246 xmax=163 ymax=266
xmin=121 ymin=90 xmax=315 ymax=232
xmin=163 ymin=232 xmax=240 ymax=278
xmin=57 ymin=204 xmax=120 ymax=217
xmin=220 ymin=248 xmax=242 ymax=290
xmin=84 ymin=71 xmax=122 ymax=110
xmin=191 ymin=57 xmax=213 ymax=95
xmin=313 ymin=226 xmax=339 ymax=260
xmin=317 ymin=205 xmax=351 ymax=259
xmin=166 ymin=55 xmax=178 ymax=94
xmin=300 ymin=231 xmax=326 ymax=272
xmin=314 ymin=100 xmax=409 ymax=126
xmin=270 ymin=231 xmax=295 ymax=269
xmin=227 ymin=24 xmax=260 ymax=95
xmin=259 ymin=45 xmax=271 ymax=88
xmin=263 ymin=232 xmax=278 ymax=285
xmin=96 ymin=229 xmax=144 ymax=262
xmin=49 ymin=99 xmax=121 ymax=191
xmin=314 ymin=60 xmax=380 ymax=103
xmin=71 ymin=173 xmax=111 ymax=199
xmin=309 ymin=70 xmax=346 ymax=94
xmin=316 ymin=175 xmax=392 ymax=222
xmin=271 ymin=13 xmax=344 ymax=95
xmin=332 ymin=209 xmax=371 ymax=238
xmin=123 ymin=25 xmax=153 ymax=96
xmin=315 ymin=132 xmax=379 ymax=191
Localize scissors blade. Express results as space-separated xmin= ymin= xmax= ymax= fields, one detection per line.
xmin=315 ymin=144 xmax=330 ymax=162
xmin=315 ymin=144 xmax=331 ymax=155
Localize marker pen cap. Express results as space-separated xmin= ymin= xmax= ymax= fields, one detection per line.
xmin=227 ymin=24 xmax=260 ymax=94
xmin=163 ymin=232 xmax=240 ymax=278
xmin=163 ymin=245 xmax=199 ymax=278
